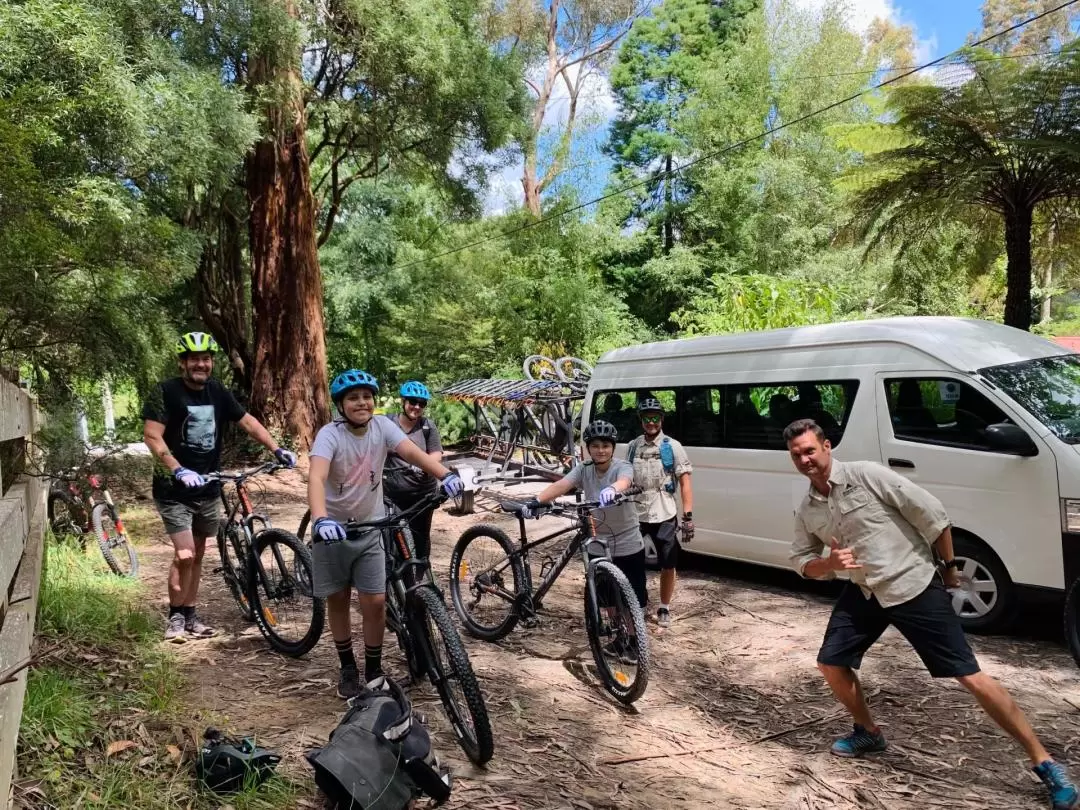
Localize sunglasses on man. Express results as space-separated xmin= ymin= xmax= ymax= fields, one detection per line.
xmin=641 ymin=413 xmax=662 ymax=424
xmin=404 ymin=398 xmax=428 ymax=408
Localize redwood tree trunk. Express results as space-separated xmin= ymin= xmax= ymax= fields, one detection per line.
xmin=245 ymin=2 xmax=330 ymax=448
xmin=1002 ymin=203 xmax=1034 ymax=331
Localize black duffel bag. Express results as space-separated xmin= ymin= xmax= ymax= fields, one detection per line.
xmin=306 ymin=675 xmax=452 ymax=810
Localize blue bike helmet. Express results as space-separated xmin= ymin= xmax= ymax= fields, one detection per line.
xmin=399 ymin=381 xmax=431 ymax=401
xmin=330 ymin=370 xmax=379 ymax=403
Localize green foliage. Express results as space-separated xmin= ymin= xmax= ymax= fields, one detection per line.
xmin=673 ymin=273 xmax=837 ymax=335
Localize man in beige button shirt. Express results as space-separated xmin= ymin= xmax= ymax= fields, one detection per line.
xmin=786 ymin=419 xmax=1079 ymax=809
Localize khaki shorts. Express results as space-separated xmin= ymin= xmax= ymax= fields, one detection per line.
xmin=154 ymin=496 xmax=220 ymax=538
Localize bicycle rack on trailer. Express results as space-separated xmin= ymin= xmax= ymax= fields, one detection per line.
xmin=440 ymin=377 xmax=585 ymax=500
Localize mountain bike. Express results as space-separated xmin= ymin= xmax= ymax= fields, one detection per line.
xmin=48 ymin=468 xmax=138 ymax=577
xmin=339 ymin=492 xmax=494 ymax=766
xmin=206 ymin=462 xmax=324 ymax=658
xmin=449 ymin=491 xmax=650 ymax=705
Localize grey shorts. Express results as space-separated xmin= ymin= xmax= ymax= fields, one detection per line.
xmin=312 ymin=529 xmax=386 ymax=597
xmin=154 ymin=496 xmax=220 ymax=538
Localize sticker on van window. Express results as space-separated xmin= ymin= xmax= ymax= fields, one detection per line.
xmin=938 ymin=381 xmax=962 ymax=403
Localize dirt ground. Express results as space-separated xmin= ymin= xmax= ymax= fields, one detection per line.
xmin=127 ymin=466 xmax=1080 ymax=810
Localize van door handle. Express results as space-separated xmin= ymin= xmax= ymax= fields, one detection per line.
xmin=888 ymin=458 xmax=915 ymax=469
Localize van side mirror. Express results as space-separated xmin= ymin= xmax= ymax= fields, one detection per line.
xmin=985 ymin=423 xmax=1038 ymax=456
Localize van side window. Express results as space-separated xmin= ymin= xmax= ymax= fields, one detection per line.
xmin=725 ymin=381 xmax=856 ymax=450
xmin=885 ymin=378 xmax=1011 ymax=450
xmin=589 ymin=381 xmax=856 ymax=450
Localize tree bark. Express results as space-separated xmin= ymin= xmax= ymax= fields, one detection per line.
xmin=662 ymin=153 xmax=674 ymax=255
xmin=1002 ymin=202 xmax=1035 ymax=331
xmin=1039 ymin=219 xmax=1056 ymax=325
xmin=245 ymin=0 xmax=330 ymax=448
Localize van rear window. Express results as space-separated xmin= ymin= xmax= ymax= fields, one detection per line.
xmin=589 ymin=381 xmax=858 ymax=450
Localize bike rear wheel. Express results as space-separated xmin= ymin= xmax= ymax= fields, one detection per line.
xmin=48 ymin=489 xmax=85 ymax=538
xmin=415 ymin=586 xmax=494 ymax=765
xmin=218 ymin=527 xmax=254 ymax=621
xmin=449 ymin=525 xmax=525 ymax=642
xmin=91 ymin=503 xmax=139 ymax=577
xmin=584 ymin=560 xmax=650 ymax=705
xmin=248 ymin=529 xmax=325 ymax=657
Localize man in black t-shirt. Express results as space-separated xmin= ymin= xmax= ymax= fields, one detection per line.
xmin=142 ymin=332 xmax=296 ymax=643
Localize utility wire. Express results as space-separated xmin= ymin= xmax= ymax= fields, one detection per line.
xmin=393 ymin=0 xmax=1080 ymax=272
xmin=791 ymin=48 xmax=1068 ymax=80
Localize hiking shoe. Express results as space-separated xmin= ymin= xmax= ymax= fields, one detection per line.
xmin=1034 ymin=760 xmax=1080 ymax=809
xmin=602 ymin=639 xmax=639 ymax=665
xmin=185 ymin=614 xmax=216 ymax=639
xmin=830 ymin=724 xmax=887 ymax=758
xmin=164 ymin=613 xmax=187 ymax=644
xmin=337 ymin=666 xmax=362 ymax=700
xmin=657 ymin=607 xmax=671 ymax=628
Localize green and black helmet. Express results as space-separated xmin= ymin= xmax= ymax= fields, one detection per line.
xmin=175 ymin=331 xmax=219 ymax=356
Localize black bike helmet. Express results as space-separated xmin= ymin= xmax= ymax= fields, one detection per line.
xmin=196 ymin=728 xmax=281 ymax=794
xmin=582 ymin=420 xmax=618 ymax=444
xmin=637 ymin=397 xmax=663 ymax=414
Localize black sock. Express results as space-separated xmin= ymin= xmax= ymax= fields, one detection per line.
xmin=364 ymin=644 xmax=383 ymax=681
xmin=169 ymin=605 xmax=184 ymax=618
xmin=335 ymin=638 xmax=357 ymax=671
xmin=182 ymin=606 xmax=195 ymax=620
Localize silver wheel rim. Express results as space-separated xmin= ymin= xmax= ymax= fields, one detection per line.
xmin=949 ymin=556 xmax=999 ymax=619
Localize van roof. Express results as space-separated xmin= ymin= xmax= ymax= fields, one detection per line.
xmin=596 ymin=316 xmax=1071 ymax=372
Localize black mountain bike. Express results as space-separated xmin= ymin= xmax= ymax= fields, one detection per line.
xmin=448 ymin=492 xmax=650 ymax=705
xmin=338 ymin=493 xmax=494 ymax=766
xmin=206 ymin=462 xmax=324 ymax=657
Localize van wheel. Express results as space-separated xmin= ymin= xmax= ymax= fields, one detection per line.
xmin=951 ymin=533 xmax=1014 ymax=633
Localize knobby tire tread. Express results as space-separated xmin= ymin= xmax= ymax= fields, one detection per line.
xmin=585 ymin=559 xmax=650 ymax=705
xmin=91 ymin=503 xmax=139 ymax=578
xmin=416 ymin=586 xmax=495 ymax=765
xmin=248 ymin=528 xmax=325 ymax=657
xmin=449 ymin=525 xmax=524 ymax=642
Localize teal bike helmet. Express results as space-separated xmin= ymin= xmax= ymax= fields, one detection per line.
xmin=400 ymin=381 xmax=431 ymax=401
xmin=330 ymin=370 xmax=379 ymax=402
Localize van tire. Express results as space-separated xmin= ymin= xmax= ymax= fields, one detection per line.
xmin=951 ymin=532 xmax=1014 ymax=634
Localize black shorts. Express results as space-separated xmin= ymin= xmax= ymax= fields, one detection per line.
xmin=640 ymin=519 xmax=679 ymax=569
xmin=599 ymin=549 xmax=647 ymax=609
xmin=817 ymin=578 xmax=980 ymax=678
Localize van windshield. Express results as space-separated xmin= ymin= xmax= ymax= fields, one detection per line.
xmin=980 ymin=355 xmax=1080 ymax=444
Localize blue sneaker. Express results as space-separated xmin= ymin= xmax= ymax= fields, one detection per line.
xmin=830 ymin=724 xmax=887 ymax=758
xmin=1033 ymin=760 xmax=1080 ymax=809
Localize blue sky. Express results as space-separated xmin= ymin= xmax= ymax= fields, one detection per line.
xmin=484 ymin=0 xmax=989 ymax=213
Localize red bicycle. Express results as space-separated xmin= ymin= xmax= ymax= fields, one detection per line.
xmin=48 ymin=469 xmax=139 ymax=577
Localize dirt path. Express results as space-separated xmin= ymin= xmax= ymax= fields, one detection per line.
xmin=127 ymin=468 xmax=1080 ymax=809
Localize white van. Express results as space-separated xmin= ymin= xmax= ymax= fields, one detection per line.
xmin=585 ymin=316 xmax=1080 ymax=632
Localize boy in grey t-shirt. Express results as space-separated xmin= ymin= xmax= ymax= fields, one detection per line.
xmin=523 ymin=420 xmax=647 ymax=608
xmin=308 ymin=369 xmax=463 ymax=700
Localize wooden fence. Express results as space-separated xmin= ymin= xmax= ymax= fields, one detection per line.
xmin=0 ymin=378 xmax=44 ymax=808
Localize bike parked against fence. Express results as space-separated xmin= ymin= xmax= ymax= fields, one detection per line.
xmin=449 ymin=490 xmax=649 ymax=705
xmin=48 ymin=467 xmax=139 ymax=577
xmin=206 ymin=461 xmax=323 ymax=657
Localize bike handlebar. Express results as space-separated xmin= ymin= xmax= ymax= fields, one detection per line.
xmin=204 ymin=460 xmax=286 ymax=483
xmin=343 ymin=490 xmax=449 ymax=533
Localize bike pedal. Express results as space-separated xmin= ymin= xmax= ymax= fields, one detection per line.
xmin=520 ymin=615 xmax=541 ymax=629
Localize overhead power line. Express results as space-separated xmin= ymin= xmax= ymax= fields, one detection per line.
xmin=393 ymin=0 xmax=1080 ymax=272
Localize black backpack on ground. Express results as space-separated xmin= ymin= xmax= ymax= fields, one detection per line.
xmin=306 ymin=675 xmax=452 ymax=810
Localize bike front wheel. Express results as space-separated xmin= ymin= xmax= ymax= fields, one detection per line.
xmin=449 ymin=525 xmax=525 ymax=642
xmin=584 ymin=560 xmax=650 ymax=705
xmin=248 ymin=529 xmax=325 ymax=657
xmin=414 ymin=586 xmax=494 ymax=765
xmin=91 ymin=503 xmax=138 ymax=577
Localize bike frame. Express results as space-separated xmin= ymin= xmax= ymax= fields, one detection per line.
xmin=54 ymin=472 xmax=124 ymax=534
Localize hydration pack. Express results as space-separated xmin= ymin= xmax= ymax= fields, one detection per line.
xmin=628 ymin=437 xmax=678 ymax=494
xmin=306 ymin=676 xmax=451 ymax=810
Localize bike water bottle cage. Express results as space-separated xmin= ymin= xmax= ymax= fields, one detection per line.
xmin=399 ymin=380 xmax=431 ymax=401
xmin=175 ymin=332 xmax=218 ymax=356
